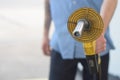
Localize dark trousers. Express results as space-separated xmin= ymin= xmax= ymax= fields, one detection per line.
xmin=49 ymin=50 xmax=109 ymax=80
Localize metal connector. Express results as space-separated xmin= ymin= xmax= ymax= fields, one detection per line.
xmin=72 ymin=19 xmax=89 ymax=38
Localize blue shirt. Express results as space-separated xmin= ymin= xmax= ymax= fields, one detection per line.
xmin=50 ymin=0 xmax=115 ymax=59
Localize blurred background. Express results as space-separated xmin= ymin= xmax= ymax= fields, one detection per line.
xmin=0 ymin=0 xmax=120 ymax=80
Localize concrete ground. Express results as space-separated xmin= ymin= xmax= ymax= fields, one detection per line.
xmin=0 ymin=4 xmax=50 ymax=80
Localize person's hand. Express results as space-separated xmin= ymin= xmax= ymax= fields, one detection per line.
xmin=42 ymin=37 xmax=51 ymax=56
xmin=95 ymin=34 xmax=106 ymax=54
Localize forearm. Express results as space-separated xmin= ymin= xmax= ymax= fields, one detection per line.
xmin=44 ymin=0 xmax=51 ymax=38
xmin=100 ymin=0 xmax=118 ymax=34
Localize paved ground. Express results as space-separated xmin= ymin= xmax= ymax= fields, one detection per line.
xmin=0 ymin=4 xmax=50 ymax=80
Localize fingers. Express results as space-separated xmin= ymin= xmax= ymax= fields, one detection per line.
xmin=95 ymin=34 xmax=106 ymax=54
xmin=42 ymin=43 xmax=51 ymax=56
xmin=42 ymin=38 xmax=51 ymax=56
xmin=95 ymin=44 xmax=106 ymax=53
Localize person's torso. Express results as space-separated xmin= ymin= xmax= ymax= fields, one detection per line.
xmin=50 ymin=0 xmax=115 ymax=59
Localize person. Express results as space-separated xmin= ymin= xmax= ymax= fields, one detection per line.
xmin=42 ymin=0 xmax=117 ymax=80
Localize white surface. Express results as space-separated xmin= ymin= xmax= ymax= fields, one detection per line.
xmin=109 ymin=0 xmax=120 ymax=76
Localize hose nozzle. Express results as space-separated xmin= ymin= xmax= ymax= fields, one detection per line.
xmin=72 ymin=19 xmax=90 ymax=38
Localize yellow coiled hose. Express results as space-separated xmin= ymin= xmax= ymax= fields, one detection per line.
xmin=67 ymin=8 xmax=104 ymax=74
